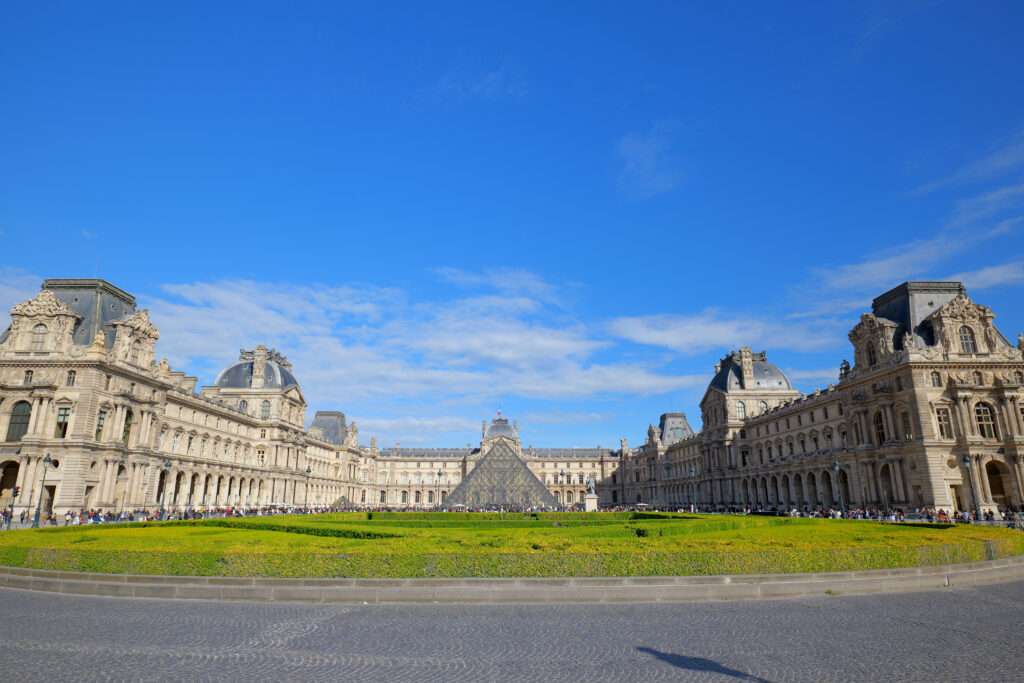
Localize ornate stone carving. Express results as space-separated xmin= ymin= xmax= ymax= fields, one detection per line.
xmin=9 ymin=289 xmax=79 ymax=319
xmin=118 ymin=309 xmax=159 ymax=340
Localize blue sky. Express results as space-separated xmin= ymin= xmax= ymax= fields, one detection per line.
xmin=2 ymin=1 xmax=1024 ymax=447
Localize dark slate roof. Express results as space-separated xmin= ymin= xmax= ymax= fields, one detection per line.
xmin=380 ymin=448 xmax=477 ymax=459
xmin=524 ymin=448 xmax=618 ymax=459
xmin=42 ymin=279 xmax=136 ymax=349
xmin=310 ymin=411 xmax=347 ymax=446
xmin=709 ymin=354 xmax=791 ymax=392
xmin=215 ymin=359 xmax=299 ymax=390
xmin=658 ymin=413 xmax=694 ymax=445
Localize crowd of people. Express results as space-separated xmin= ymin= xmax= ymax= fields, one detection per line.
xmin=2 ymin=502 xmax=1022 ymax=529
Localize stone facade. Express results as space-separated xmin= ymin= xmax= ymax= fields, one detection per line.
xmin=0 ymin=279 xmax=618 ymax=515
xmin=615 ymin=282 xmax=1024 ymax=517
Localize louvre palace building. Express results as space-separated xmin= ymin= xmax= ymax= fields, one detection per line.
xmin=1 ymin=278 xmax=1023 ymax=518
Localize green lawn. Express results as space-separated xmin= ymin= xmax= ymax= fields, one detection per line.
xmin=1 ymin=512 xmax=1021 ymax=578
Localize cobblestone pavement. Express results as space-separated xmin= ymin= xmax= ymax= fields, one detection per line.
xmin=1 ymin=581 xmax=1023 ymax=682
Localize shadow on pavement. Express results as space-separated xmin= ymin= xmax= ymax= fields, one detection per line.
xmin=636 ymin=646 xmax=773 ymax=682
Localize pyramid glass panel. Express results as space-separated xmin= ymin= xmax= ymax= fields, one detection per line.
xmin=444 ymin=439 xmax=557 ymax=508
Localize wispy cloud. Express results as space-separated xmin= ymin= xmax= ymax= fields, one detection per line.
xmin=913 ymin=134 xmax=1024 ymax=195
xmin=421 ymin=67 xmax=528 ymax=111
xmin=948 ymin=260 xmax=1024 ymax=290
xmin=615 ymin=121 xmax=682 ymax=200
xmin=432 ymin=266 xmax=561 ymax=303
xmin=0 ymin=267 xmax=41 ymax=314
xmin=607 ymin=310 xmax=844 ymax=355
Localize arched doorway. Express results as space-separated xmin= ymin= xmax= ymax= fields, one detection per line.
xmin=839 ymin=469 xmax=852 ymax=506
xmin=878 ymin=464 xmax=894 ymax=507
xmin=0 ymin=460 xmax=20 ymax=510
xmin=821 ymin=471 xmax=834 ymax=507
xmin=113 ymin=465 xmax=129 ymax=510
xmin=985 ymin=461 xmax=1012 ymax=507
xmin=807 ymin=472 xmax=818 ymax=506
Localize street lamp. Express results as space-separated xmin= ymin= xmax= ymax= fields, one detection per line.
xmin=304 ymin=465 xmax=311 ymax=513
xmin=962 ymin=454 xmax=981 ymax=521
xmin=161 ymin=460 xmax=172 ymax=521
xmin=689 ymin=466 xmax=696 ymax=511
xmin=436 ymin=469 xmax=442 ymax=509
xmin=118 ymin=454 xmax=129 ymax=520
xmin=31 ymin=454 xmax=52 ymax=528
xmin=560 ymin=470 xmax=565 ymax=509
xmin=833 ymin=458 xmax=846 ymax=517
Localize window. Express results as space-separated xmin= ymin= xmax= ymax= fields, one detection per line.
xmin=122 ymin=410 xmax=133 ymax=446
xmin=66 ymin=370 xmax=76 ymax=387
xmin=866 ymin=342 xmax=877 ymax=366
xmin=874 ymin=412 xmax=886 ymax=444
xmin=736 ymin=402 xmax=746 ymax=419
xmin=260 ymin=401 xmax=270 ymax=419
xmin=936 ymin=408 xmax=953 ymax=439
xmin=741 ymin=450 xmax=748 ymax=467
xmin=578 ymin=473 xmax=584 ymax=485
xmin=54 ymin=407 xmax=71 ymax=438
xmin=23 ymin=370 xmax=33 ymax=385
xmin=30 ymin=324 xmax=47 ymax=350
xmin=973 ymin=371 xmax=983 ymax=386
xmin=414 ymin=491 xmax=421 ymax=503
xmin=401 ymin=491 xmax=408 ymax=504
xmin=759 ymin=401 xmax=768 ymax=414
xmin=239 ymin=400 xmax=248 ymax=412
xmin=959 ymin=326 xmax=977 ymax=354
xmin=6 ymin=401 xmax=32 ymax=441
xmin=975 ymin=403 xmax=998 ymax=439
xmin=895 ymin=376 xmax=903 ymax=392
xmin=130 ymin=340 xmax=141 ymax=365
xmin=95 ymin=410 xmax=107 ymax=440
xmin=260 ymin=429 xmax=266 ymax=439
xmin=901 ymin=412 xmax=913 ymax=441
xmin=380 ymin=491 xmax=386 ymax=504
xmin=105 ymin=375 xmax=111 ymax=391
xmin=931 ymin=371 xmax=942 ymax=387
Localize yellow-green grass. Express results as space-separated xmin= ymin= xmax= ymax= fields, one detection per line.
xmin=1 ymin=512 xmax=1021 ymax=578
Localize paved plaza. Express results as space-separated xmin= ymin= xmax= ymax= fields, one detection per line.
xmin=2 ymin=580 xmax=1023 ymax=681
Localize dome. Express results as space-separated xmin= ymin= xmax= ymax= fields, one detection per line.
xmin=708 ymin=351 xmax=791 ymax=392
xmin=214 ymin=347 xmax=299 ymax=390
xmin=484 ymin=417 xmax=517 ymax=439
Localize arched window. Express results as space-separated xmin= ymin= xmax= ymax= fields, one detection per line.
xmin=931 ymin=371 xmax=942 ymax=387
xmin=238 ymin=400 xmax=248 ymax=412
xmin=66 ymin=370 xmax=76 ymax=387
xmin=736 ymin=402 xmax=746 ymax=419
xmin=975 ymin=403 xmax=998 ymax=439
xmin=30 ymin=324 xmax=47 ymax=351
xmin=260 ymin=401 xmax=271 ymax=419
xmin=759 ymin=401 xmax=768 ymax=413
xmin=959 ymin=326 xmax=977 ymax=354
xmin=866 ymin=342 xmax=877 ymax=366
xmin=414 ymin=491 xmax=421 ymax=503
xmin=6 ymin=401 xmax=32 ymax=441
xmin=401 ymin=491 xmax=408 ymax=503
xmin=873 ymin=412 xmax=886 ymax=444
xmin=130 ymin=340 xmax=141 ymax=365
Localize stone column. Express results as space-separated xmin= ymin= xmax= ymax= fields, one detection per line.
xmin=979 ymin=458 xmax=993 ymax=503
xmin=961 ymin=398 xmax=975 ymax=436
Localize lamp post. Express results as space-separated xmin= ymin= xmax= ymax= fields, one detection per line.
xmin=689 ymin=466 xmax=696 ymax=511
xmin=833 ymin=458 xmax=846 ymax=518
xmin=31 ymin=454 xmax=52 ymax=528
xmin=436 ymin=469 xmax=442 ymax=509
xmin=560 ymin=470 xmax=565 ymax=509
xmin=962 ymin=454 xmax=981 ymax=521
xmin=118 ymin=454 xmax=129 ymax=520
xmin=160 ymin=460 xmax=172 ymax=521
xmin=304 ymin=465 xmax=311 ymax=513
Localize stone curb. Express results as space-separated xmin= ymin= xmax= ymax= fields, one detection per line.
xmin=1 ymin=556 xmax=1022 ymax=604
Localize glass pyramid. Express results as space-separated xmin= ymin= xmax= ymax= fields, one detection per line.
xmin=444 ymin=439 xmax=558 ymax=509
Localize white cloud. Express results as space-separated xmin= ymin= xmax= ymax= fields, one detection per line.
xmin=0 ymin=267 xmax=41 ymax=315
xmin=784 ymin=367 xmax=841 ymax=384
xmin=616 ymin=122 xmax=681 ymax=199
xmin=913 ymin=135 xmax=1024 ymax=195
xmin=433 ymin=266 xmax=561 ymax=303
xmin=948 ymin=261 xmax=1024 ymax=290
xmin=607 ymin=310 xmax=843 ymax=355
